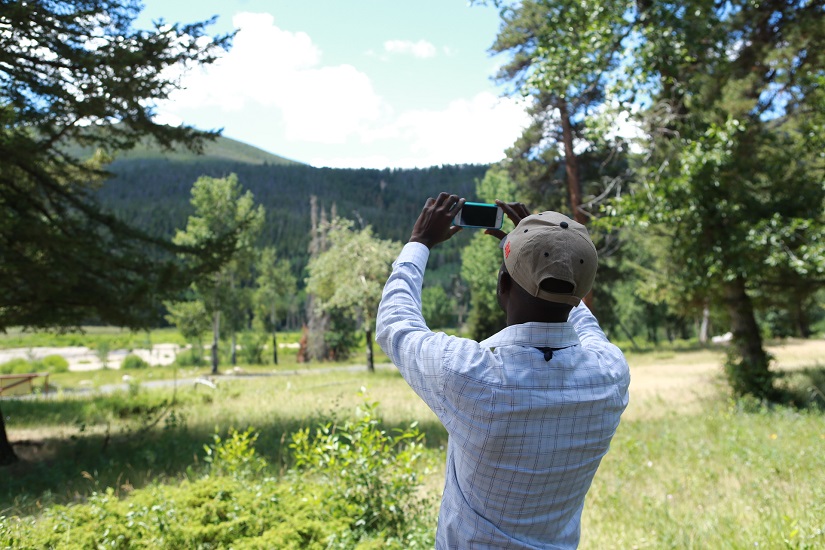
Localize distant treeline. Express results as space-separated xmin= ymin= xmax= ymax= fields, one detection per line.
xmin=96 ymin=157 xmax=489 ymax=278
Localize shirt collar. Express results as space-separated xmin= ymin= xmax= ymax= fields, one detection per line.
xmin=479 ymin=322 xmax=581 ymax=350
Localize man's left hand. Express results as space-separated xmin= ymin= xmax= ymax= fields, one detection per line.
xmin=409 ymin=192 xmax=465 ymax=249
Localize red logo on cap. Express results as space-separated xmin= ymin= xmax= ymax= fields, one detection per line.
xmin=504 ymin=240 xmax=511 ymax=259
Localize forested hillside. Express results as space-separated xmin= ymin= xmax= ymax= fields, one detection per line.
xmin=94 ymin=137 xmax=488 ymax=278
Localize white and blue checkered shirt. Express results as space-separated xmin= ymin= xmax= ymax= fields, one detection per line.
xmin=376 ymin=242 xmax=630 ymax=549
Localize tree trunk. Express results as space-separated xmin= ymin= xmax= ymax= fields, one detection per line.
xmin=793 ymin=299 xmax=812 ymax=339
xmin=558 ymin=98 xmax=594 ymax=310
xmin=723 ymin=277 xmax=774 ymax=399
xmin=231 ymin=332 xmax=237 ymax=366
xmin=699 ymin=303 xmax=710 ymax=344
xmin=271 ymin=306 xmax=279 ymax=365
xmin=0 ymin=403 xmax=19 ymax=466
xmin=211 ymin=310 xmax=220 ymax=375
xmin=365 ymin=325 xmax=375 ymax=373
xmin=558 ymin=99 xmax=585 ymax=225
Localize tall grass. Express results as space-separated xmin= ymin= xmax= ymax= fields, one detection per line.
xmin=583 ymin=399 xmax=825 ymax=548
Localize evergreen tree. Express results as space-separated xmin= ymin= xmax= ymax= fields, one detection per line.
xmin=0 ymin=0 xmax=231 ymax=466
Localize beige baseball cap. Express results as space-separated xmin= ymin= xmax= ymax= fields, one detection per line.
xmin=502 ymin=212 xmax=598 ymax=306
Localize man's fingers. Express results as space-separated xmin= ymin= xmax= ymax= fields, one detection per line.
xmin=495 ymin=199 xmax=530 ymax=226
xmin=484 ymin=228 xmax=507 ymax=240
xmin=434 ymin=192 xmax=453 ymax=208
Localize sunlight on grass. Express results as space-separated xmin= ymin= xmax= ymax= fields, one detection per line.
xmin=2 ymin=339 xmax=824 ymax=547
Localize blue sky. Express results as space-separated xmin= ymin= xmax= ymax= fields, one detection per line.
xmin=136 ymin=1 xmax=530 ymax=169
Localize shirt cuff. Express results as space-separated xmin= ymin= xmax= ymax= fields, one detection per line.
xmin=394 ymin=241 xmax=430 ymax=271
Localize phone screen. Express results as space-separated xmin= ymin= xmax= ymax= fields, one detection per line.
xmin=458 ymin=203 xmax=501 ymax=228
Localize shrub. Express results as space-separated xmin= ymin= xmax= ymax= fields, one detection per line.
xmin=121 ymin=354 xmax=150 ymax=370
xmin=94 ymin=341 xmax=111 ymax=368
xmin=0 ymin=395 xmax=436 ymax=548
xmin=290 ymin=396 xmax=434 ymax=545
xmin=203 ymin=427 xmax=267 ymax=479
xmin=36 ymin=354 xmax=69 ymax=373
xmin=173 ymin=348 xmax=205 ymax=367
xmin=0 ymin=358 xmax=33 ymax=375
xmin=0 ymin=478 xmax=352 ymax=549
xmin=724 ymin=348 xmax=777 ymax=400
xmin=238 ymin=332 xmax=266 ymax=365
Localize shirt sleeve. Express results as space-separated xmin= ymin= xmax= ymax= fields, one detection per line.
xmin=375 ymin=242 xmax=457 ymax=417
xmin=569 ymin=301 xmax=631 ymax=391
xmin=568 ymin=301 xmax=612 ymax=349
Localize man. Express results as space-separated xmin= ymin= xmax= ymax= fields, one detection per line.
xmin=376 ymin=192 xmax=630 ymax=549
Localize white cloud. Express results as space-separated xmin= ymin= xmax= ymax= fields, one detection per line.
xmin=158 ymin=12 xmax=386 ymax=143
xmin=390 ymin=93 xmax=530 ymax=166
xmin=317 ymin=93 xmax=530 ymax=169
xmin=383 ymin=39 xmax=438 ymax=59
xmin=154 ymin=12 xmax=529 ymax=168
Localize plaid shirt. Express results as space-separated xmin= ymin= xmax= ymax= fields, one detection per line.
xmin=376 ymin=242 xmax=630 ymax=549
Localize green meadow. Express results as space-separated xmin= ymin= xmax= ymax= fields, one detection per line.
xmin=1 ymin=336 xmax=824 ymax=548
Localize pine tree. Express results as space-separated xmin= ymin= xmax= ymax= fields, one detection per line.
xmin=0 ymin=0 xmax=233 ymax=465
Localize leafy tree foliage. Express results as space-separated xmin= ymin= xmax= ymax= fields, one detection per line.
xmin=617 ymin=0 xmax=825 ymax=398
xmin=164 ymin=299 xmax=210 ymax=365
xmin=421 ymin=286 xmax=457 ymax=329
xmin=0 ymin=0 xmax=233 ymax=330
xmin=460 ymin=168 xmax=518 ymax=340
xmin=305 ymin=219 xmax=400 ymax=372
xmin=169 ymin=174 xmax=265 ymax=374
xmin=487 ymin=0 xmax=825 ymax=399
xmin=484 ymin=0 xmax=631 ymax=223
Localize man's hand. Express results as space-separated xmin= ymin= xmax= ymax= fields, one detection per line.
xmin=409 ymin=192 xmax=465 ymax=249
xmin=484 ymin=200 xmax=532 ymax=241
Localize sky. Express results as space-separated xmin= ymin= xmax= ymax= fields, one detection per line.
xmin=135 ymin=0 xmax=530 ymax=170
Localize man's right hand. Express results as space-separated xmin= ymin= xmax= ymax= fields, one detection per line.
xmin=409 ymin=192 xmax=465 ymax=249
xmin=484 ymin=199 xmax=532 ymax=241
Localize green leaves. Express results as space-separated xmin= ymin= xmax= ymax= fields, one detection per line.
xmin=203 ymin=426 xmax=267 ymax=479
xmin=0 ymin=0 xmax=233 ymax=330
xmin=289 ymin=396 xmax=431 ymax=543
xmin=306 ymin=218 xmax=400 ymax=331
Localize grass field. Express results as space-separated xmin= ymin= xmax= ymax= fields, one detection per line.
xmin=2 ymin=337 xmax=824 ymax=548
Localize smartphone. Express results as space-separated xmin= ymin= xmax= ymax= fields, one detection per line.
xmin=455 ymin=202 xmax=504 ymax=229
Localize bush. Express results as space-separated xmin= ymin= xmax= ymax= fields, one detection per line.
xmin=238 ymin=332 xmax=266 ymax=365
xmin=0 ymin=478 xmax=352 ymax=549
xmin=203 ymin=427 xmax=267 ymax=479
xmin=0 ymin=358 xmax=33 ymax=375
xmin=324 ymin=309 xmax=360 ymax=360
xmin=0 ymin=404 xmax=436 ymax=549
xmin=174 ymin=347 xmax=205 ymax=367
xmin=36 ymin=354 xmax=69 ymax=373
xmin=121 ymin=354 xmax=150 ymax=370
xmin=290 ymin=396 xmax=434 ymax=545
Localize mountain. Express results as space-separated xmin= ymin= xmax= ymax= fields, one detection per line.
xmin=94 ymin=135 xmax=489 ymax=281
xmin=110 ymin=134 xmax=302 ymax=165
xmin=66 ymin=133 xmax=300 ymax=166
